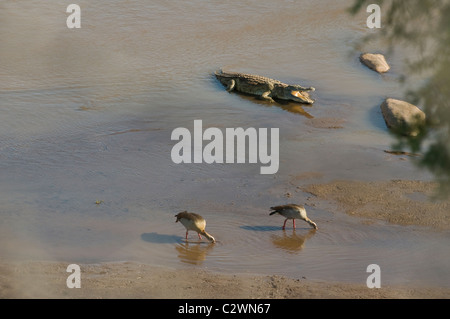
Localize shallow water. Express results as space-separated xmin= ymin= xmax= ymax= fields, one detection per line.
xmin=1 ymin=0 xmax=449 ymax=289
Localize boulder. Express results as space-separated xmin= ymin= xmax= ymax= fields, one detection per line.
xmin=380 ymin=98 xmax=426 ymax=136
xmin=360 ymin=53 xmax=390 ymax=73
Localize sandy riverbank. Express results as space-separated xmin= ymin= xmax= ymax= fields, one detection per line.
xmin=1 ymin=260 xmax=449 ymax=299
xmin=301 ymin=179 xmax=450 ymax=231
xmin=1 ymin=178 xmax=449 ymax=299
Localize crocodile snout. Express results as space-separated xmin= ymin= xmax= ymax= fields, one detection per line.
xmin=290 ymin=91 xmax=315 ymax=104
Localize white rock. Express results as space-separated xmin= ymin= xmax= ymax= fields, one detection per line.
xmin=380 ymin=98 xmax=426 ymax=136
xmin=360 ymin=53 xmax=390 ymax=73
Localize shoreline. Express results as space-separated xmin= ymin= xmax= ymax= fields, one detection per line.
xmin=2 ymin=260 xmax=449 ymax=299
xmin=2 ymin=178 xmax=449 ymax=299
xmin=300 ymin=179 xmax=450 ymax=231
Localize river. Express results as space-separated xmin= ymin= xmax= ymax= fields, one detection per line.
xmin=1 ymin=0 xmax=449 ymax=289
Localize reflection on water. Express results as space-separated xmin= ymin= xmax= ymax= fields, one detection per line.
xmin=279 ymin=104 xmax=314 ymax=118
xmin=271 ymin=229 xmax=316 ymax=254
xmin=175 ymin=242 xmax=215 ymax=265
xmin=227 ymin=92 xmax=315 ymax=118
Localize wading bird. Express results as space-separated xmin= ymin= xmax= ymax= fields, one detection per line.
xmin=175 ymin=211 xmax=216 ymax=243
xmin=270 ymin=204 xmax=318 ymax=230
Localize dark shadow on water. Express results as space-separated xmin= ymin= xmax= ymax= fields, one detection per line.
xmin=368 ymin=101 xmax=389 ymax=132
xmin=241 ymin=225 xmax=316 ymax=232
xmin=240 ymin=225 xmax=282 ymax=232
xmin=237 ymin=93 xmax=315 ymax=118
xmin=141 ymin=232 xmax=183 ymax=244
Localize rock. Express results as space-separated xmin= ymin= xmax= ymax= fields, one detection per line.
xmin=380 ymin=98 xmax=426 ymax=136
xmin=360 ymin=53 xmax=390 ymax=73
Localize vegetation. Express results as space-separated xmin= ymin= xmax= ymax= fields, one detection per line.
xmin=350 ymin=0 xmax=450 ymax=197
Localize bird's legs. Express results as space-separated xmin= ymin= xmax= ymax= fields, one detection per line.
xmin=283 ymin=219 xmax=297 ymax=230
xmin=185 ymin=231 xmax=204 ymax=241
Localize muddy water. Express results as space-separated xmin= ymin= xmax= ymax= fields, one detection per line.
xmin=1 ymin=0 xmax=449 ymax=289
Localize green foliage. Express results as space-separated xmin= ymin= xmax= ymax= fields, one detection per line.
xmin=350 ymin=0 xmax=450 ymax=197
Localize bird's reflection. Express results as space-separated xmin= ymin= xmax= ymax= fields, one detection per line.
xmin=271 ymin=229 xmax=316 ymax=254
xmin=175 ymin=241 xmax=215 ymax=265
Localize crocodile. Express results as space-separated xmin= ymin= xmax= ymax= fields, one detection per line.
xmin=215 ymin=69 xmax=315 ymax=104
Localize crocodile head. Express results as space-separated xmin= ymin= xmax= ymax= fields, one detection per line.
xmin=276 ymin=85 xmax=315 ymax=104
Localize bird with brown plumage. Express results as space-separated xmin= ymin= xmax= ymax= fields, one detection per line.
xmin=175 ymin=211 xmax=216 ymax=243
xmin=270 ymin=204 xmax=318 ymax=230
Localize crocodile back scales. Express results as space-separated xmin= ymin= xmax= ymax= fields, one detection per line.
xmin=215 ymin=70 xmax=284 ymax=86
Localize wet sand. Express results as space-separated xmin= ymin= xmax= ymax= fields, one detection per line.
xmin=301 ymin=180 xmax=450 ymax=231
xmin=1 ymin=260 xmax=449 ymax=299
xmin=2 ymin=178 xmax=449 ymax=299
